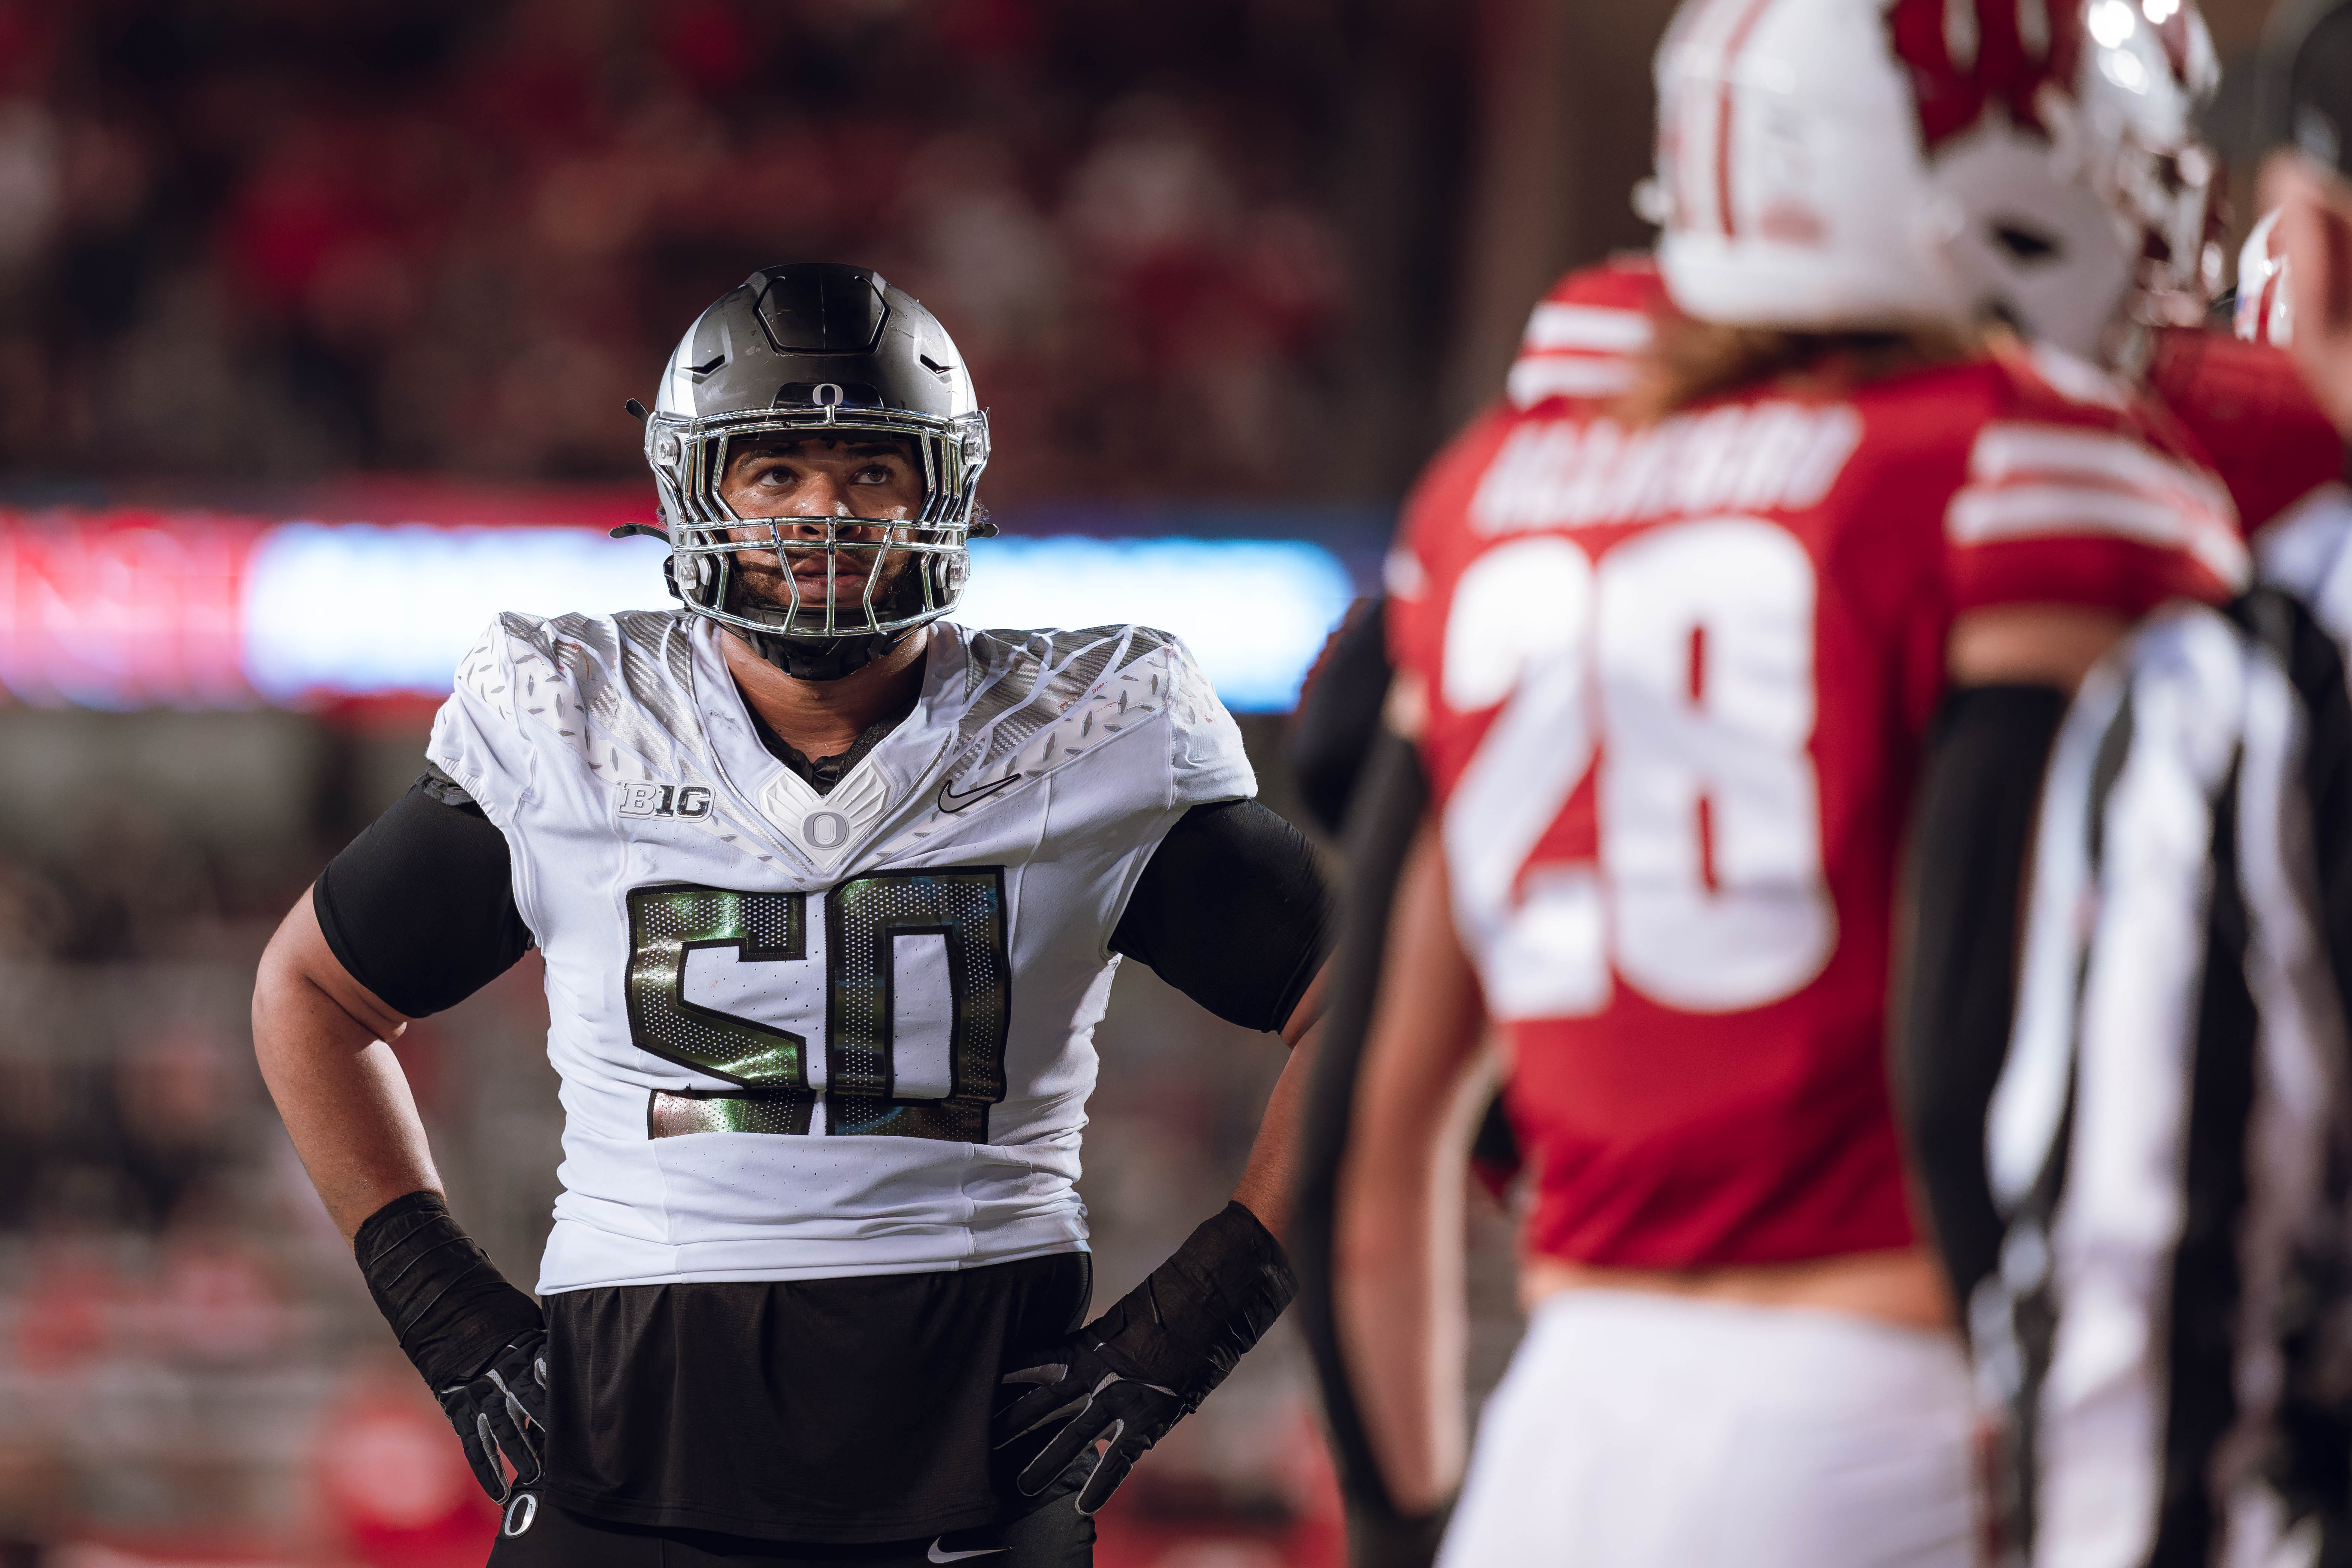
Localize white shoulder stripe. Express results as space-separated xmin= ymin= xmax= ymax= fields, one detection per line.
xmin=1948 ymin=484 xmax=2206 ymax=549
xmin=1522 ymin=302 xmax=1653 ymax=354
xmin=1506 ymin=356 xmax=1638 ymax=409
xmin=1966 ymin=423 xmax=2228 ymax=508
xmin=1950 ymin=422 xmax=2248 ymax=588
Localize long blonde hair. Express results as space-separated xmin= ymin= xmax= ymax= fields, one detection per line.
xmin=1614 ymin=315 xmax=1982 ymax=425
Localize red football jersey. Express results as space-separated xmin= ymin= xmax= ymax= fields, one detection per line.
xmin=2145 ymin=327 xmax=2344 ymax=540
xmin=1389 ymin=265 xmax=2245 ymax=1270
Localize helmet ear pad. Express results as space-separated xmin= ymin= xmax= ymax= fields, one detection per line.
xmin=735 ymin=625 xmax=913 ymax=682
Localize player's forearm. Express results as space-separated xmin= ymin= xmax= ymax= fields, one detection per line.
xmin=253 ymin=898 xmax=443 ymax=1240
xmin=1231 ymin=1028 xmax=1315 ymax=1239
xmin=1336 ymin=1128 xmax=1474 ymax=1516
xmin=1333 ymin=824 xmax=1490 ymax=1516
xmin=1226 ymin=954 xmax=1333 ymax=1237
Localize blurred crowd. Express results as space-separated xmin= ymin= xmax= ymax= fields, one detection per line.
xmin=0 ymin=0 xmax=1358 ymax=500
xmin=0 ymin=717 xmax=487 ymax=1559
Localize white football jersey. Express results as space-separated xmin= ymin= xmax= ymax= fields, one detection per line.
xmin=425 ymin=610 xmax=1255 ymax=1294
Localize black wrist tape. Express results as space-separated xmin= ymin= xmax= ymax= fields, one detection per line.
xmin=353 ymin=1190 xmax=543 ymax=1390
xmin=1102 ymin=1200 xmax=1297 ymax=1404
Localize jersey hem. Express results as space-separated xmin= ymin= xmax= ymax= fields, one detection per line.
xmin=535 ymin=1235 xmax=1091 ymax=1294
xmin=1518 ymin=1230 xmax=1920 ymax=1274
xmin=533 ymin=1480 xmax=1004 ymax=1545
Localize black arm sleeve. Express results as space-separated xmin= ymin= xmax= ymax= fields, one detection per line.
xmin=1109 ymin=799 xmax=1335 ymax=1034
xmin=1293 ymin=731 xmax=1451 ymax=1561
xmin=1890 ymin=683 xmax=2068 ymax=1321
xmin=1288 ymin=597 xmax=1393 ymax=836
xmin=312 ymin=765 xmax=535 ymax=1019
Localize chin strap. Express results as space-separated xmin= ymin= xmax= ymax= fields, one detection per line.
xmin=738 ymin=625 xmax=911 ymax=682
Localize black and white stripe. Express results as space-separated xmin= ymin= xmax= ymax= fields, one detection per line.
xmin=1977 ymin=593 xmax=2352 ymax=1568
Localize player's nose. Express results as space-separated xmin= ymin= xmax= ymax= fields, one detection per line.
xmin=781 ymin=478 xmax=856 ymax=530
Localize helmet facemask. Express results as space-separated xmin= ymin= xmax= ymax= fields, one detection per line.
xmin=2039 ymin=0 xmax=2223 ymax=353
xmin=650 ymin=398 xmax=989 ymax=647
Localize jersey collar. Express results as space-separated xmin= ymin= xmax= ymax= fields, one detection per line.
xmin=688 ymin=618 xmax=964 ymax=878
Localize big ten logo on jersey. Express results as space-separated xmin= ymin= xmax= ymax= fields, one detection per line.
xmin=624 ymin=869 xmax=1011 ymax=1143
xmin=1470 ymin=400 xmax=1861 ymax=537
xmin=1443 ymin=516 xmax=1835 ymax=1022
xmin=616 ymin=782 xmax=713 ymax=820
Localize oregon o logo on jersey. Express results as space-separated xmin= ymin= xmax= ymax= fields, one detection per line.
xmin=623 ymin=869 xmax=1013 ymax=1143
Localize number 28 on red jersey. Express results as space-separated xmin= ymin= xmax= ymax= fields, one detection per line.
xmin=1388 ymin=344 xmax=2239 ymax=1268
xmin=1441 ymin=497 xmax=1844 ymax=1022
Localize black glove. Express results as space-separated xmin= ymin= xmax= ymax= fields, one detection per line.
xmin=996 ymin=1201 xmax=1295 ymax=1515
xmin=435 ymin=1328 xmax=552 ymax=1502
xmin=354 ymin=1190 xmax=551 ymax=1502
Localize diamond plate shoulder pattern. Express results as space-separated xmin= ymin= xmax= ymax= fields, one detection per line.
xmin=452 ymin=623 xmax=509 ymax=717
xmin=955 ymin=626 xmax=1132 ymax=773
xmin=930 ymin=625 xmax=1192 ymax=788
xmin=488 ymin=611 xmax=789 ymax=865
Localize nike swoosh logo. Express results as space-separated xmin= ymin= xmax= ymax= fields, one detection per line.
xmin=928 ymin=1542 xmax=1005 ymax=1563
xmin=938 ymin=773 xmax=1023 ymax=813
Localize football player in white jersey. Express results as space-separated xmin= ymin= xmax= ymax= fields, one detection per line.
xmin=251 ymin=263 xmax=1329 ymax=1567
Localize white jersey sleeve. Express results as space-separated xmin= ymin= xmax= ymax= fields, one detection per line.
xmin=428 ymin=620 xmax=538 ymax=826
xmin=1158 ymin=631 xmax=1256 ymax=808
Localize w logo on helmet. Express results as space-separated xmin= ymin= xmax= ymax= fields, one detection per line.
xmin=1652 ymin=0 xmax=2216 ymax=359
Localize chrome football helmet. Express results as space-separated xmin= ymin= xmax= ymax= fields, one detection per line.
xmin=638 ymin=263 xmax=992 ymax=679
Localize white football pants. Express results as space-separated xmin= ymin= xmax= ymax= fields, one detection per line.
xmin=1438 ymin=1287 xmax=1976 ymax=1568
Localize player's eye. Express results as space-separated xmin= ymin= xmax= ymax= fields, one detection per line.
xmin=853 ymin=464 xmax=891 ymax=484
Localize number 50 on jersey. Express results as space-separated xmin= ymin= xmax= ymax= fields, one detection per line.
xmin=623 ymin=869 xmax=1012 ymax=1143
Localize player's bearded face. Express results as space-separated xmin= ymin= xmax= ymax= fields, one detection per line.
xmin=715 ymin=435 xmax=927 ymax=625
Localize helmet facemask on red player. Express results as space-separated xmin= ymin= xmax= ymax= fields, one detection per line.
xmin=1648 ymin=0 xmax=2219 ymax=367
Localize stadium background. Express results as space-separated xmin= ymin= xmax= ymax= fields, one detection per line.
xmin=0 ymin=0 xmax=2288 ymax=1562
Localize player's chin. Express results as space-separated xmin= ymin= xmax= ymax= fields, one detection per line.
xmin=732 ymin=563 xmax=916 ymax=623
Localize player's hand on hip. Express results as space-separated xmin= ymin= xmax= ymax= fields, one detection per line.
xmin=350 ymin=1191 xmax=553 ymax=1504
xmin=438 ymin=1328 xmax=552 ymax=1503
xmin=996 ymin=1329 xmax=1190 ymax=1514
xmin=993 ymin=1201 xmax=1295 ymax=1515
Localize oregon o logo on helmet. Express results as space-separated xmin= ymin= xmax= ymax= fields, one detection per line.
xmin=812 ymin=382 xmax=844 ymax=408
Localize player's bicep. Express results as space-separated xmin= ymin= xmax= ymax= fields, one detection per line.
xmin=1359 ymin=821 xmax=1489 ymax=1117
xmin=1109 ymin=800 xmax=1335 ymax=1036
xmin=258 ymin=883 xmax=411 ymax=1045
xmin=1946 ymin=603 xmax=2128 ymax=690
xmin=312 ymin=765 xmax=536 ymax=1019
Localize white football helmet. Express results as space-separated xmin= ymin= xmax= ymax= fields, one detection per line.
xmin=1651 ymin=0 xmax=2219 ymax=363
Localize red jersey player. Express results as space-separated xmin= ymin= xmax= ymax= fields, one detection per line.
xmin=1312 ymin=2 xmax=2243 ymax=1564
